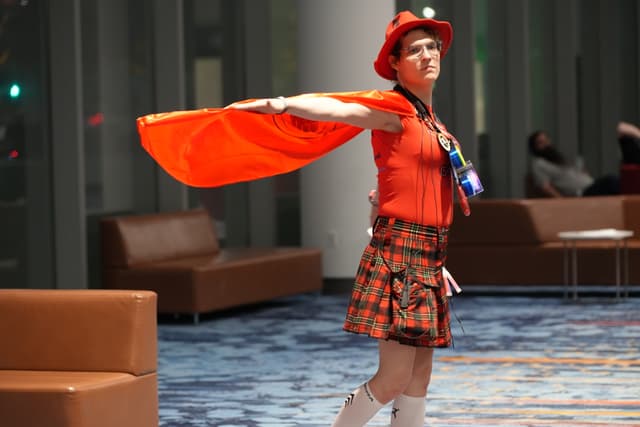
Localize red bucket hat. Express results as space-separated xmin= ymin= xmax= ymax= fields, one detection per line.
xmin=374 ymin=10 xmax=453 ymax=80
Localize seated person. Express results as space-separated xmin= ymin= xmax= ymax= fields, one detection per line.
xmin=527 ymin=130 xmax=619 ymax=197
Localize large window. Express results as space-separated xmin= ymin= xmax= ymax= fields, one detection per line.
xmin=183 ymin=0 xmax=301 ymax=247
xmin=183 ymin=0 xmax=227 ymax=241
xmin=271 ymin=0 xmax=300 ymax=245
xmin=81 ymin=0 xmax=156 ymax=215
xmin=81 ymin=0 xmax=156 ymax=286
xmin=0 ymin=0 xmax=53 ymax=289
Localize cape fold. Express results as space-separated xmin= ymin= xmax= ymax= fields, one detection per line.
xmin=136 ymin=90 xmax=414 ymax=187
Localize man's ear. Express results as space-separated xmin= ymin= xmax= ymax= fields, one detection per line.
xmin=388 ymin=55 xmax=399 ymax=73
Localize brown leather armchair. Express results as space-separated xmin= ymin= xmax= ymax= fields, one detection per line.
xmin=0 ymin=289 xmax=158 ymax=427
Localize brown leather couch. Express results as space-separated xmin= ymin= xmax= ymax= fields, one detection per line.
xmin=101 ymin=209 xmax=323 ymax=322
xmin=446 ymin=195 xmax=640 ymax=285
xmin=621 ymin=164 xmax=640 ymax=194
xmin=0 ymin=289 xmax=158 ymax=427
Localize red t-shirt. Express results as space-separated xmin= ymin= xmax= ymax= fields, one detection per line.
xmin=372 ymin=112 xmax=454 ymax=227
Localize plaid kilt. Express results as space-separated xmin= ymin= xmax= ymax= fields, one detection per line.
xmin=343 ymin=216 xmax=452 ymax=347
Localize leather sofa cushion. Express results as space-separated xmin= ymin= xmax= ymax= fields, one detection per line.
xmin=101 ymin=209 xmax=219 ymax=268
xmin=0 ymin=370 xmax=157 ymax=427
xmin=0 ymin=290 xmax=156 ymax=375
xmin=104 ymin=247 xmax=323 ymax=314
xmin=129 ymin=247 xmax=322 ymax=271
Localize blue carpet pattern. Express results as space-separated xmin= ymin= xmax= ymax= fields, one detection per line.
xmin=158 ymin=293 xmax=640 ymax=426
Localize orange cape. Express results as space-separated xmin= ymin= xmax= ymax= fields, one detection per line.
xmin=137 ymin=90 xmax=414 ymax=187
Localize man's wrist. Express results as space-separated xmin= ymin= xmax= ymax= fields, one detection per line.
xmin=276 ymin=96 xmax=288 ymax=114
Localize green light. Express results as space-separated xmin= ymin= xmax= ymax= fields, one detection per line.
xmin=9 ymin=83 xmax=20 ymax=98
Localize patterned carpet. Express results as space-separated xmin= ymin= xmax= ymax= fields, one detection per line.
xmin=157 ymin=291 xmax=640 ymax=427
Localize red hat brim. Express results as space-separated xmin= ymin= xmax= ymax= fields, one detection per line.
xmin=374 ymin=17 xmax=453 ymax=81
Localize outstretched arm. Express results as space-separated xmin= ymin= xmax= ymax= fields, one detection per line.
xmin=227 ymin=96 xmax=403 ymax=133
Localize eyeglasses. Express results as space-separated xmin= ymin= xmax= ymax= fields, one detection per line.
xmin=400 ymin=41 xmax=442 ymax=60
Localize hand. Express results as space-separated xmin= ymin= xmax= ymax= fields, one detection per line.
xmin=368 ymin=189 xmax=379 ymax=206
xmin=225 ymin=97 xmax=288 ymax=115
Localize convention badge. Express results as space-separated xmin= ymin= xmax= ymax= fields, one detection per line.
xmin=437 ymin=133 xmax=451 ymax=152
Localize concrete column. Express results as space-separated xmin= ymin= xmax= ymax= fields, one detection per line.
xmin=95 ymin=0 xmax=134 ymax=212
xmin=221 ymin=1 xmax=249 ymax=247
xmin=553 ymin=0 xmax=579 ymax=161
xmin=450 ymin=0 xmax=478 ymax=166
xmin=505 ymin=0 xmax=530 ymax=197
xmin=539 ymin=0 xmax=557 ymax=137
xmin=49 ymin=0 xmax=87 ymax=288
xmin=430 ymin=0 xmax=478 ymax=165
xmin=153 ymin=0 xmax=189 ymax=212
xmin=297 ymin=0 xmax=394 ymax=278
xmin=485 ymin=0 xmax=509 ymax=198
xmin=245 ymin=1 xmax=276 ymax=247
xmin=598 ymin=0 xmax=622 ymax=174
xmin=23 ymin=2 xmax=54 ymax=289
xmin=619 ymin=0 xmax=640 ymax=122
xmin=578 ymin=0 xmax=601 ymax=174
xmin=486 ymin=0 xmax=530 ymax=198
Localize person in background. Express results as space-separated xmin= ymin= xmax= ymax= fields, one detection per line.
xmin=527 ymin=130 xmax=620 ymax=197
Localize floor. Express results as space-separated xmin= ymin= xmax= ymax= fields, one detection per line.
xmin=157 ymin=291 xmax=640 ymax=427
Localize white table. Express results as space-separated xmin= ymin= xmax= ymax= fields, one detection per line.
xmin=557 ymin=229 xmax=634 ymax=300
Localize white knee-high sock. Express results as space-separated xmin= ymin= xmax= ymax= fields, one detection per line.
xmin=390 ymin=394 xmax=426 ymax=427
xmin=331 ymin=383 xmax=384 ymax=427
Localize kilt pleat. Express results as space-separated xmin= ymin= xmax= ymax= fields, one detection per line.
xmin=343 ymin=216 xmax=452 ymax=347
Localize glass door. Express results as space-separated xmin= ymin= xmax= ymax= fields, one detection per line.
xmin=0 ymin=0 xmax=53 ymax=288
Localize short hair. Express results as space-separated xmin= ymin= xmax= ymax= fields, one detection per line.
xmin=527 ymin=130 xmax=546 ymax=155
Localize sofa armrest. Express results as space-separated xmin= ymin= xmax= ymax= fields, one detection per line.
xmin=0 ymin=290 xmax=157 ymax=376
xmin=623 ymin=195 xmax=640 ymax=236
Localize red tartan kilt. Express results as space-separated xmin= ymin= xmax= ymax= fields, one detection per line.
xmin=343 ymin=216 xmax=452 ymax=347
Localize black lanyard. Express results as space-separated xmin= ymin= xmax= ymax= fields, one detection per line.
xmin=393 ymin=84 xmax=443 ymax=133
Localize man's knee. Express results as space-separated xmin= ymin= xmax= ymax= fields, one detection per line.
xmin=369 ymin=368 xmax=413 ymax=403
